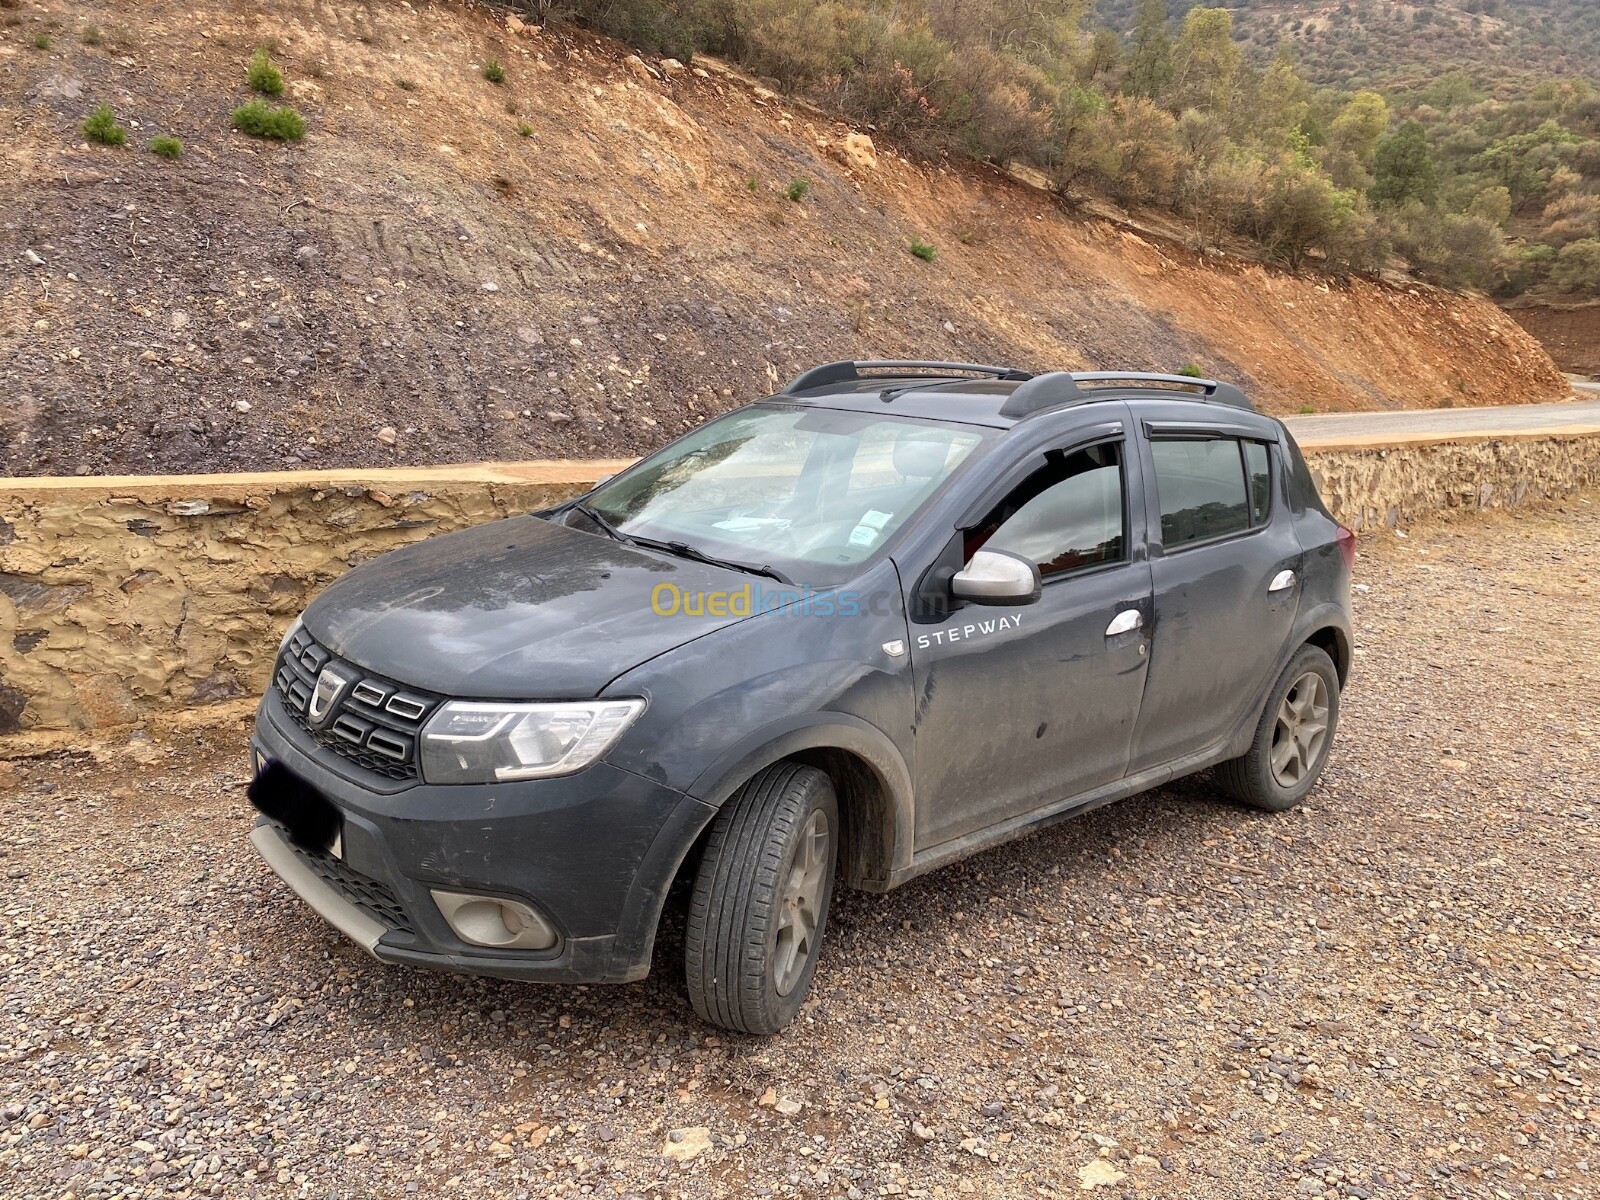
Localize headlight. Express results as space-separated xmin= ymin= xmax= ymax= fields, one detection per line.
xmin=419 ymin=699 xmax=645 ymax=784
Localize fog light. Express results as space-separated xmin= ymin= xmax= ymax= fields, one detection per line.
xmin=430 ymin=890 xmax=557 ymax=951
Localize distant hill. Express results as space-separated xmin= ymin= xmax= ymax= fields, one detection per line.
xmin=1093 ymin=0 xmax=1600 ymax=89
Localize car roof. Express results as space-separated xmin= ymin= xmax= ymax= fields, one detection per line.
xmin=774 ymin=360 xmax=1279 ymax=435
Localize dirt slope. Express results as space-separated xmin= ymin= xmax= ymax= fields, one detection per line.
xmin=0 ymin=1 xmax=1572 ymax=478
xmin=1506 ymin=304 xmax=1600 ymax=375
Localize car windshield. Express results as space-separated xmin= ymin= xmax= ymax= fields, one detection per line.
xmin=581 ymin=404 xmax=994 ymax=584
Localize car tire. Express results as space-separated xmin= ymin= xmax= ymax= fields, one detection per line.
xmin=1216 ymin=644 xmax=1340 ymax=813
xmin=684 ymin=762 xmax=838 ymax=1035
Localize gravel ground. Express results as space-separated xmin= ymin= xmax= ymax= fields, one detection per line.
xmin=2 ymin=498 xmax=1598 ymax=1200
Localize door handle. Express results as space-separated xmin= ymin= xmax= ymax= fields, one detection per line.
xmin=1105 ymin=609 xmax=1143 ymax=637
xmin=1268 ymin=569 xmax=1297 ymax=593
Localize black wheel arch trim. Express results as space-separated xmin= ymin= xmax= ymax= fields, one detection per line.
xmin=686 ymin=714 xmax=915 ymax=892
xmin=1293 ymin=601 xmax=1353 ymax=686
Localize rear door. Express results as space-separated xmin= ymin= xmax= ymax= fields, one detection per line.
xmin=1129 ymin=422 xmax=1303 ymax=772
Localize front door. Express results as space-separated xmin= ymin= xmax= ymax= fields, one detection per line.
xmin=908 ymin=434 xmax=1154 ymax=851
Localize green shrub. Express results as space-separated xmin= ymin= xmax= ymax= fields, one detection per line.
xmin=231 ymin=101 xmax=306 ymax=141
xmin=909 ymin=237 xmax=937 ymax=262
xmin=33 ymin=32 xmax=51 ymax=50
xmin=81 ymin=103 xmax=126 ymax=147
xmin=746 ymin=177 xmax=759 ymax=192
xmin=785 ymin=177 xmax=810 ymax=202
xmin=1176 ymin=364 xmax=1205 ymax=378
xmin=150 ymin=135 xmax=183 ymax=160
xmin=517 ymin=122 xmax=534 ymax=137
xmin=482 ymin=59 xmax=505 ymax=84
xmin=81 ymin=25 xmax=102 ymax=46
xmin=1551 ymin=238 xmax=1600 ymax=295
xmin=247 ymin=48 xmax=284 ymax=96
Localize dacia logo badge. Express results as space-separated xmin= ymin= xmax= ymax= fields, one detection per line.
xmin=307 ymin=665 xmax=353 ymax=725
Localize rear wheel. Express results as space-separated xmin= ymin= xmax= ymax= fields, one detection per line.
xmin=1216 ymin=644 xmax=1340 ymax=812
xmin=684 ymin=763 xmax=838 ymax=1034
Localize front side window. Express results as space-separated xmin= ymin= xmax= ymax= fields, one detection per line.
xmin=585 ymin=405 xmax=993 ymax=583
xmin=1151 ymin=437 xmax=1275 ymax=549
xmin=971 ymin=443 xmax=1125 ymax=578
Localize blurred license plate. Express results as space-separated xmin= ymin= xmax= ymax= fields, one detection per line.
xmin=247 ymin=760 xmax=342 ymax=856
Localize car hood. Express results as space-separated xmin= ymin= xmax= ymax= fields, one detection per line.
xmin=302 ymin=515 xmax=758 ymax=698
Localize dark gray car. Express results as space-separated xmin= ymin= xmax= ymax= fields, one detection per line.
xmin=248 ymin=362 xmax=1354 ymax=1033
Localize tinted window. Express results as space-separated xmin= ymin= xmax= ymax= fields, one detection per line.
xmin=1151 ymin=439 xmax=1250 ymax=547
xmin=1244 ymin=441 xmax=1272 ymax=525
xmin=978 ymin=443 xmax=1125 ymax=577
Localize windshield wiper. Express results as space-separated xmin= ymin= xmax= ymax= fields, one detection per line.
xmin=568 ymin=504 xmax=792 ymax=584
xmin=568 ymin=501 xmax=627 ymax=542
xmin=629 ymin=535 xmax=793 ymax=585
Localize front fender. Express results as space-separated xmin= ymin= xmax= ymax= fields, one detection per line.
xmin=686 ymin=713 xmax=915 ymax=890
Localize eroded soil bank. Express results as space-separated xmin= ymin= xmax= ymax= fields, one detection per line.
xmin=1 ymin=0 xmax=1570 ymax=478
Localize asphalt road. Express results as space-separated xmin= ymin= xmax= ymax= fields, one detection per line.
xmin=1284 ymin=397 xmax=1600 ymax=444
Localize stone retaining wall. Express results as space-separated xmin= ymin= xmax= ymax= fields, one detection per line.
xmin=1303 ymin=432 xmax=1600 ymax=532
xmin=2 ymin=435 xmax=1596 ymax=734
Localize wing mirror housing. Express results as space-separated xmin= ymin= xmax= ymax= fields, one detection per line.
xmin=950 ymin=549 xmax=1042 ymax=606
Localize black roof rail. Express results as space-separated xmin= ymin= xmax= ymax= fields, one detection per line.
xmin=782 ymin=360 xmax=1033 ymax=394
xmin=1072 ymin=373 xmax=1254 ymax=411
xmin=999 ymin=371 xmax=1254 ymax=418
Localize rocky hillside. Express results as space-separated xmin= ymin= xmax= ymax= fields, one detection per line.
xmin=1094 ymin=0 xmax=1600 ymax=89
xmin=0 ymin=0 xmax=1571 ymax=478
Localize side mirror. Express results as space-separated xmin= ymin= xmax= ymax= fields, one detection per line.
xmin=950 ymin=549 xmax=1042 ymax=606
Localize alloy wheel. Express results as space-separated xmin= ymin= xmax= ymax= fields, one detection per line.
xmin=1270 ymin=671 xmax=1330 ymax=788
xmin=773 ymin=808 xmax=829 ymax=996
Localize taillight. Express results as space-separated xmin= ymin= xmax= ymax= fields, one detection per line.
xmin=1336 ymin=524 xmax=1356 ymax=571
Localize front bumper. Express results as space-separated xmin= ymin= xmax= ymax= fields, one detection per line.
xmin=249 ymin=697 xmax=715 ymax=984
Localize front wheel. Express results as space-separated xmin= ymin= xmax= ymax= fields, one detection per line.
xmin=1216 ymin=644 xmax=1340 ymax=812
xmin=684 ymin=763 xmax=838 ymax=1034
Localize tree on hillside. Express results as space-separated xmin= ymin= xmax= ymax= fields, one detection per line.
xmin=1468 ymin=185 xmax=1514 ymax=227
xmin=1082 ymin=26 xmax=1121 ymax=81
xmin=937 ymin=0 xmax=1090 ymax=62
xmin=1124 ymin=0 xmax=1174 ymax=100
xmin=1048 ymin=85 xmax=1117 ymax=194
xmin=1237 ymin=57 xmax=1312 ymax=152
xmin=1329 ymin=91 xmax=1389 ymax=164
xmin=1261 ymin=161 xmax=1355 ymax=269
xmin=1107 ymin=96 xmax=1181 ymax=201
xmin=1552 ymin=238 xmax=1600 ymax=293
xmin=1322 ymin=89 xmax=1389 ymax=189
xmin=1473 ymin=120 xmax=1581 ymax=205
xmin=1171 ymin=7 xmax=1240 ymax=114
xmin=1370 ymin=120 xmax=1440 ymax=208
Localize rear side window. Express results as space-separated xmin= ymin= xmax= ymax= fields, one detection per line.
xmin=1244 ymin=441 xmax=1272 ymax=525
xmin=1150 ymin=438 xmax=1264 ymax=548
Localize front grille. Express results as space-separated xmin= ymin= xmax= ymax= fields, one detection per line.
xmin=287 ymin=838 xmax=415 ymax=936
xmin=275 ymin=627 xmax=441 ymax=782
